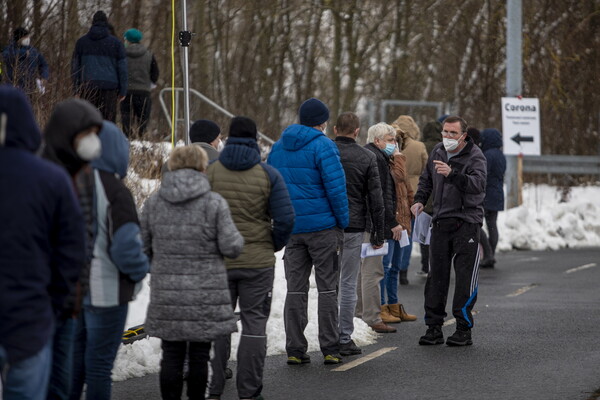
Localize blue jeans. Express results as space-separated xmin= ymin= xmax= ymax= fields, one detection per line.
xmin=47 ymin=317 xmax=76 ymax=400
xmin=69 ymin=304 xmax=128 ymax=400
xmin=381 ymin=239 xmax=402 ymax=305
xmin=0 ymin=341 xmax=52 ymax=400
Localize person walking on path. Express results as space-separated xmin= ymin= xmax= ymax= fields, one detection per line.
xmin=267 ymin=97 xmax=349 ymax=365
xmin=2 ymin=27 xmax=49 ymax=96
xmin=411 ymin=115 xmax=486 ymax=347
xmin=206 ymin=116 xmax=294 ymax=400
xmin=190 ymin=119 xmax=222 ymax=161
xmin=142 ymin=145 xmax=244 ymax=399
xmin=479 ymin=128 xmax=506 ymax=268
xmin=120 ymin=28 xmax=158 ymax=138
xmin=0 ymin=86 xmax=85 ymax=400
xmin=334 ymin=112 xmax=385 ymax=356
xmin=390 ymin=115 xmax=427 ymax=285
xmin=71 ymin=11 xmax=127 ymax=122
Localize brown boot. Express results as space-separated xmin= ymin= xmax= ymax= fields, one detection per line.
xmin=369 ymin=322 xmax=397 ymax=333
xmin=389 ymin=304 xmax=417 ymax=322
xmin=380 ymin=305 xmax=401 ymax=323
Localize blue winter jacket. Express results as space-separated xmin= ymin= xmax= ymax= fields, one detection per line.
xmin=71 ymin=22 xmax=128 ymax=96
xmin=267 ymin=124 xmax=349 ymax=234
xmin=2 ymin=42 xmax=49 ymax=92
xmin=88 ymin=121 xmax=149 ymax=306
xmin=0 ymin=86 xmax=85 ymax=363
xmin=480 ymin=129 xmax=507 ymax=211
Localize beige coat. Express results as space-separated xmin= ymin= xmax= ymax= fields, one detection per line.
xmin=391 ymin=115 xmax=428 ymax=193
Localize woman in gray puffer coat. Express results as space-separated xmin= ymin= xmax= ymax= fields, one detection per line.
xmin=141 ymin=145 xmax=244 ymax=399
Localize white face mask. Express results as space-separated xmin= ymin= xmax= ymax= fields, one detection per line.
xmin=217 ymin=139 xmax=225 ymax=152
xmin=443 ymin=136 xmax=462 ymax=152
xmin=76 ymin=133 xmax=102 ymax=161
xmin=20 ymin=37 xmax=31 ymax=46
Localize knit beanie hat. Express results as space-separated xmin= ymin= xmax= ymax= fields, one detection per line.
xmin=13 ymin=27 xmax=29 ymax=42
xmin=298 ymin=98 xmax=329 ymax=127
xmin=92 ymin=11 xmax=108 ymax=24
xmin=189 ymin=119 xmax=220 ymax=144
xmin=124 ymin=28 xmax=143 ymax=43
xmin=229 ymin=116 xmax=257 ymax=140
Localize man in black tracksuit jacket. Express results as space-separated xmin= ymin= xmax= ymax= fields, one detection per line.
xmin=411 ymin=115 xmax=486 ymax=347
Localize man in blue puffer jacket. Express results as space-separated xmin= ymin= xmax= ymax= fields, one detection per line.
xmin=268 ymin=98 xmax=349 ymax=365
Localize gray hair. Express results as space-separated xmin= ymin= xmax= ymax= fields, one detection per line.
xmin=367 ymin=122 xmax=395 ymax=143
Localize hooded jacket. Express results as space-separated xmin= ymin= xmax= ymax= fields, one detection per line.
xmin=267 ymin=124 xmax=349 ymax=234
xmin=392 ymin=116 xmax=428 ymax=193
xmin=414 ymin=137 xmax=487 ymax=224
xmin=206 ymin=137 xmax=295 ymax=268
xmin=88 ymin=121 xmax=149 ymax=307
xmin=0 ymin=86 xmax=85 ymax=363
xmin=71 ymin=21 xmax=128 ymax=96
xmin=480 ymin=128 xmax=507 ymax=211
xmin=141 ymin=168 xmax=243 ymax=341
xmin=2 ymin=41 xmax=49 ymax=92
xmin=125 ymin=43 xmax=158 ymax=93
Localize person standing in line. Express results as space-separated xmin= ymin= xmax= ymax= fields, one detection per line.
xmin=411 ymin=115 xmax=486 ymax=347
xmin=479 ymin=128 xmax=506 ymax=268
xmin=415 ymin=120 xmax=442 ymax=278
xmin=206 ymin=116 xmax=294 ymax=400
xmin=2 ymin=27 xmax=49 ymax=96
xmin=142 ymin=145 xmax=243 ymax=399
xmin=71 ymin=11 xmax=127 ymax=122
xmin=69 ymin=121 xmax=150 ymax=400
xmin=267 ymin=98 xmax=349 ymax=365
xmin=42 ymin=98 xmax=104 ymax=400
xmin=358 ymin=123 xmax=404 ymax=333
xmin=190 ymin=119 xmax=223 ymax=161
xmin=390 ymin=115 xmax=428 ymax=285
xmin=120 ymin=28 xmax=158 ymax=138
xmin=333 ymin=112 xmax=385 ymax=356
xmin=0 ymin=86 xmax=85 ymax=400
xmin=379 ymin=129 xmax=418 ymax=322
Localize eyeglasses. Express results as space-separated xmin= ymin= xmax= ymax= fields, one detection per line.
xmin=440 ymin=130 xmax=463 ymax=138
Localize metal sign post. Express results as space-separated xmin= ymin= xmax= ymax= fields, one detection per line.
xmin=179 ymin=0 xmax=192 ymax=145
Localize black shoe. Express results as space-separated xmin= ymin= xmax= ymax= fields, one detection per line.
xmin=446 ymin=329 xmax=473 ymax=346
xmin=339 ymin=340 xmax=362 ymax=356
xmin=480 ymin=258 xmax=495 ymax=268
xmin=419 ymin=325 xmax=444 ymax=345
xmin=323 ymin=354 xmax=343 ymax=365
xmin=225 ymin=367 xmax=233 ymax=379
xmin=287 ymin=353 xmax=311 ymax=365
xmin=399 ymin=270 xmax=409 ymax=285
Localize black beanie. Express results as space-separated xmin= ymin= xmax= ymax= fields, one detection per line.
xmin=298 ymin=98 xmax=329 ymax=127
xmin=189 ymin=119 xmax=220 ymax=143
xmin=229 ymin=116 xmax=257 ymax=140
xmin=92 ymin=11 xmax=108 ymax=24
xmin=13 ymin=27 xmax=29 ymax=42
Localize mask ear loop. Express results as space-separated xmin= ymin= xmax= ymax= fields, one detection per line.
xmin=0 ymin=112 xmax=7 ymax=146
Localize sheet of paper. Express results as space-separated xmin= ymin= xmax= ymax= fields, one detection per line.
xmin=399 ymin=229 xmax=410 ymax=247
xmin=360 ymin=241 xmax=389 ymax=259
xmin=412 ymin=211 xmax=432 ymax=245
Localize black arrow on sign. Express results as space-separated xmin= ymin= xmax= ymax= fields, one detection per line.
xmin=511 ymin=132 xmax=534 ymax=145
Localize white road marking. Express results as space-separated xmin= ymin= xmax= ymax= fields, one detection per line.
xmin=443 ymin=310 xmax=480 ymax=327
xmin=565 ymin=263 xmax=597 ymax=274
xmin=332 ymin=347 xmax=397 ymax=372
xmin=506 ymin=283 xmax=539 ymax=297
xmin=517 ymin=257 xmax=540 ymax=262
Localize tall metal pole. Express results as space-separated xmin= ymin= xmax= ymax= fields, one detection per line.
xmin=505 ymin=0 xmax=522 ymax=208
xmin=179 ymin=0 xmax=191 ymax=145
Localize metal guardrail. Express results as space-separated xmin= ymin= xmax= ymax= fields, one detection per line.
xmin=158 ymin=87 xmax=274 ymax=145
xmin=522 ymin=155 xmax=600 ymax=175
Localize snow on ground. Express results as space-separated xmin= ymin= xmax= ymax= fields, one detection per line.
xmin=112 ymin=183 xmax=600 ymax=381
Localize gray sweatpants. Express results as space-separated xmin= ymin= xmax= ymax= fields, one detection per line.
xmin=209 ymin=267 xmax=274 ymax=399
xmin=355 ymin=232 xmax=384 ymax=326
xmin=284 ymin=228 xmax=342 ymax=357
xmin=338 ymin=231 xmax=364 ymax=344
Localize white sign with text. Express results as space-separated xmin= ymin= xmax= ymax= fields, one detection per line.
xmin=501 ymin=97 xmax=541 ymax=155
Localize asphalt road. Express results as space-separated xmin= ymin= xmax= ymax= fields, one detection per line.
xmin=112 ymin=247 xmax=600 ymax=400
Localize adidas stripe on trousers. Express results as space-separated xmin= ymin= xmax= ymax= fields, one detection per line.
xmin=424 ymin=220 xmax=481 ymax=330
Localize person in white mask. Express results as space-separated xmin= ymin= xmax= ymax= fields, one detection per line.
xmin=411 ymin=115 xmax=487 ymax=347
xmin=2 ymin=27 xmax=49 ymax=95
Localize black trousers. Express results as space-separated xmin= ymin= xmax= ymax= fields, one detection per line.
xmin=80 ymin=86 xmax=118 ymax=122
xmin=120 ymin=91 xmax=151 ymax=137
xmin=424 ymin=219 xmax=481 ymax=330
xmin=160 ymin=340 xmax=211 ymax=400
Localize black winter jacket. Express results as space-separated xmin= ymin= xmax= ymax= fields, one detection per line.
xmin=414 ymin=138 xmax=487 ymax=224
xmin=364 ymin=143 xmax=398 ymax=241
xmin=335 ymin=136 xmax=385 ymax=246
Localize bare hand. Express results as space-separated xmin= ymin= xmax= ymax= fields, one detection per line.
xmin=411 ymin=202 xmax=423 ymax=217
xmin=433 ymin=160 xmax=452 ymax=177
xmin=372 ymin=244 xmax=383 ymax=250
xmin=118 ymin=95 xmax=126 ymax=102
xmin=391 ymin=224 xmax=403 ymax=241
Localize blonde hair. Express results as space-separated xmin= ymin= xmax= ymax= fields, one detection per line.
xmin=367 ymin=122 xmax=395 ymax=143
xmin=167 ymin=145 xmax=208 ymax=172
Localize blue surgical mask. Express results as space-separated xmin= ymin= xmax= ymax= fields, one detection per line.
xmin=383 ymin=143 xmax=396 ymax=156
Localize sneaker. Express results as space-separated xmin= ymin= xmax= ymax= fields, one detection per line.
xmin=446 ymin=329 xmax=473 ymax=346
xmin=419 ymin=325 xmax=444 ymax=345
xmin=480 ymin=258 xmax=496 ymax=269
xmin=339 ymin=340 xmax=362 ymax=356
xmin=323 ymin=354 xmax=343 ymax=365
xmin=287 ymin=353 xmax=311 ymax=365
xmin=415 ymin=270 xmax=428 ymax=278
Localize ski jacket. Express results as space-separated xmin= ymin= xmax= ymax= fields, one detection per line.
xmin=125 ymin=43 xmax=158 ymax=93
xmin=2 ymin=42 xmax=49 ymax=92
